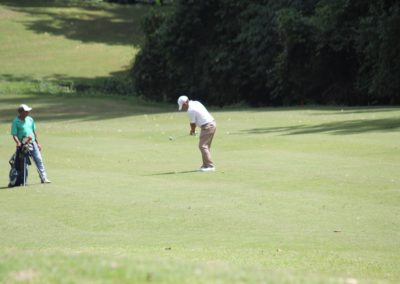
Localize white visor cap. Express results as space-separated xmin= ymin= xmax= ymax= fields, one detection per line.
xmin=19 ymin=104 xmax=32 ymax=112
xmin=177 ymin=95 xmax=189 ymax=110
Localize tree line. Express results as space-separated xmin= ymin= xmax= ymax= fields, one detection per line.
xmin=131 ymin=0 xmax=400 ymax=106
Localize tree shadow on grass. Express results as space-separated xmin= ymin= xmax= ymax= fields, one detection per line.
xmin=242 ymin=117 xmax=400 ymax=136
xmin=0 ymin=94 xmax=174 ymax=123
xmin=309 ymin=108 xmax=400 ymax=115
xmin=0 ymin=2 xmax=178 ymax=121
xmin=0 ymin=0 xmax=159 ymax=47
xmin=0 ymin=74 xmax=175 ymax=123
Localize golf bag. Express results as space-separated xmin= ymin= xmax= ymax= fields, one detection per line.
xmin=8 ymin=138 xmax=32 ymax=187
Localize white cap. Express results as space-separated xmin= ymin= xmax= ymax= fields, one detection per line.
xmin=177 ymin=95 xmax=189 ymax=111
xmin=18 ymin=104 xmax=32 ymax=112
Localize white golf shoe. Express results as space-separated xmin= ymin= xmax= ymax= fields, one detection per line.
xmin=41 ymin=178 xmax=51 ymax=184
xmin=199 ymin=166 xmax=216 ymax=172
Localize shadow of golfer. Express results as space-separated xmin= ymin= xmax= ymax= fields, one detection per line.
xmin=145 ymin=170 xmax=199 ymax=176
xmin=0 ymin=182 xmax=47 ymax=190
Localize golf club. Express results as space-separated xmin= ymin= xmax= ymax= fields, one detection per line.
xmin=23 ymin=155 xmax=27 ymax=187
xmin=21 ymin=136 xmax=32 ymax=187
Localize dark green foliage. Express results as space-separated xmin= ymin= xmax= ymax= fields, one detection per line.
xmin=356 ymin=1 xmax=400 ymax=104
xmin=105 ymin=0 xmax=137 ymax=4
xmin=132 ymin=0 xmax=400 ymax=106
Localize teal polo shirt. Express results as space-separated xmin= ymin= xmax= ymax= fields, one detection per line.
xmin=11 ymin=116 xmax=36 ymax=142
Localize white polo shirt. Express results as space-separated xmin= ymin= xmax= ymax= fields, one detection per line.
xmin=187 ymin=100 xmax=214 ymax=127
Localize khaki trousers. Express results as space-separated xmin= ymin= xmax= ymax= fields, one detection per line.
xmin=199 ymin=121 xmax=216 ymax=168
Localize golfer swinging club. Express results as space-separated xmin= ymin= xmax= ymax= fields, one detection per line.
xmin=11 ymin=104 xmax=51 ymax=184
xmin=178 ymin=96 xmax=216 ymax=172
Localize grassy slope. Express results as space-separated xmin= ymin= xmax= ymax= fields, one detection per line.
xmin=0 ymin=1 xmax=144 ymax=80
xmin=1 ymin=2 xmax=400 ymax=284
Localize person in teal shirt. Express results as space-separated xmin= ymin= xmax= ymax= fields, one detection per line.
xmin=11 ymin=104 xmax=51 ymax=184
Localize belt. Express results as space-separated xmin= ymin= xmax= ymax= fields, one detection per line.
xmin=201 ymin=121 xmax=215 ymax=128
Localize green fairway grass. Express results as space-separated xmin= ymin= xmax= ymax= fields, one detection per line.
xmin=1 ymin=1 xmax=400 ymax=283
xmin=1 ymin=95 xmax=399 ymax=283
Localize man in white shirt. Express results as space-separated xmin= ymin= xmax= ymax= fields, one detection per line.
xmin=178 ymin=96 xmax=216 ymax=172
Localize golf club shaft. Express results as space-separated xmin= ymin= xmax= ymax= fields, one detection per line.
xmin=23 ymin=156 xmax=26 ymax=186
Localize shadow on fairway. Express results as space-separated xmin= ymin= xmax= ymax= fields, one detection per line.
xmin=0 ymin=183 xmax=45 ymax=191
xmin=309 ymin=108 xmax=400 ymax=115
xmin=0 ymin=1 xmax=158 ymax=47
xmin=145 ymin=170 xmax=199 ymax=176
xmin=0 ymin=73 xmax=175 ymax=123
xmin=241 ymin=117 xmax=400 ymax=135
xmin=0 ymin=95 xmax=173 ymax=123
